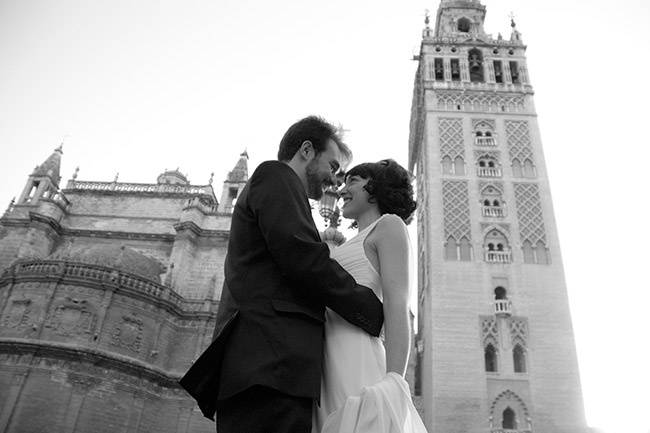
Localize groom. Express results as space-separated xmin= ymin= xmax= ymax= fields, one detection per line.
xmin=180 ymin=116 xmax=384 ymax=432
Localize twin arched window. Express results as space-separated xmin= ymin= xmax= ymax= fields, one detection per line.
xmin=484 ymin=343 xmax=497 ymax=372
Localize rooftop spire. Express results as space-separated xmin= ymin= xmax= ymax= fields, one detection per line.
xmin=227 ymin=151 xmax=249 ymax=183
xmin=32 ymin=145 xmax=63 ymax=187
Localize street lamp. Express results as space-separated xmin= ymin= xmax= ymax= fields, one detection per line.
xmin=318 ymin=186 xmax=345 ymax=248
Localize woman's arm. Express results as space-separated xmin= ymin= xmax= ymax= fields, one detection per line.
xmin=374 ymin=214 xmax=412 ymax=376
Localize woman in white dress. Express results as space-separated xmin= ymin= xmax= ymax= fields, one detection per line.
xmin=313 ymin=159 xmax=427 ymax=433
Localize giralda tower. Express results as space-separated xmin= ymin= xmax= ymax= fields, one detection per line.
xmin=408 ymin=1 xmax=588 ymax=432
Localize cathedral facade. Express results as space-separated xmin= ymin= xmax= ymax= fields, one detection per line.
xmin=409 ymin=1 xmax=587 ymax=432
xmin=0 ymin=147 xmax=248 ymax=432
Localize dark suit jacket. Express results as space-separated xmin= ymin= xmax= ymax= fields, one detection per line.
xmin=179 ymin=161 xmax=384 ymax=420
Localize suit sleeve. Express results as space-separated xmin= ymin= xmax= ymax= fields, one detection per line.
xmin=248 ymin=162 xmax=383 ymax=336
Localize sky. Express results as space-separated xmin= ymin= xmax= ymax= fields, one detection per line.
xmin=1 ymin=0 xmax=649 ymax=432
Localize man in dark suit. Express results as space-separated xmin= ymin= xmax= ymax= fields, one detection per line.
xmin=180 ymin=116 xmax=384 ymax=433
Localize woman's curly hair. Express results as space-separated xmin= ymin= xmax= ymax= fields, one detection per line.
xmin=345 ymin=159 xmax=417 ymax=224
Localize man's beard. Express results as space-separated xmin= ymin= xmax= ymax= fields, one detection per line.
xmin=305 ymin=160 xmax=326 ymax=200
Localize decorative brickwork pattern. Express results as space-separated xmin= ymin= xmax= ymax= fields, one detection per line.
xmin=479 ymin=181 xmax=504 ymax=195
xmin=472 ymin=119 xmax=496 ymax=131
xmin=474 ymin=150 xmax=501 ymax=161
xmin=438 ymin=118 xmax=465 ymax=161
xmin=509 ymin=317 xmax=529 ymax=347
xmin=481 ymin=316 xmax=499 ymax=346
xmin=442 ymin=180 xmax=471 ymax=241
xmin=436 ymin=91 xmax=525 ymax=112
xmin=506 ymin=121 xmax=534 ymax=164
xmin=514 ymin=183 xmax=547 ymax=245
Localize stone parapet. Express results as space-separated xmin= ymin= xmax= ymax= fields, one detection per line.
xmin=0 ymin=259 xmax=218 ymax=316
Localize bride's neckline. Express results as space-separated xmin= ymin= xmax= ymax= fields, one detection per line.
xmin=346 ymin=214 xmax=386 ymax=243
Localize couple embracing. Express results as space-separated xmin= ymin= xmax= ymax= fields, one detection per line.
xmin=180 ymin=116 xmax=427 ymax=433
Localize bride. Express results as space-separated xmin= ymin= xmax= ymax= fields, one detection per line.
xmin=313 ymin=159 xmax=427 ymax=433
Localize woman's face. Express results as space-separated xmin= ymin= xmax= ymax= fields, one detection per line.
xmin=339 ymin=175 xmax=373 ymax=220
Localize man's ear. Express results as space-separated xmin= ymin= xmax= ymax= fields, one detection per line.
xmin=298 ymin=140 xmax=315 ymax=161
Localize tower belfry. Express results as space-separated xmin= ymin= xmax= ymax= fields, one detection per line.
xmin=218 ymin=151 xmax=249 ymax=213
xmin=408 ymin=1 xmax=588 ymax=432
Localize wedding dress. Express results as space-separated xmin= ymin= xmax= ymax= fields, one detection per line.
xmin=312 ymin=215 xmax=427 ymax=433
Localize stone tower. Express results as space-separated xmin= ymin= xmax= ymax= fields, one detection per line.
xmin=408 ymin=1 xmax=588 ymax=432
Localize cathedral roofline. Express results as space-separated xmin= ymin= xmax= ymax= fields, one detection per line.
xmin=63 ymin=180 xmax=218 ymax=203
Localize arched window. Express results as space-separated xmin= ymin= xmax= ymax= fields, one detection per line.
xmin=454 ymin=156 xmax=465 ymax=175
xmin=535 ymin=240 xmax=549 ymax=264
xmin=481 ymin=185 xmax=505 ymax=217
xmin=513 ymin=344 xmax=527 ymax=373
xmin=459 ymin=237 xmax=472 ymax=261
xmin=512 ymin=159 xmax=523 ymax=178
xmin=445 ymin=237 xmax=458 ymax=260
xmin=442 ymin=156 xmax=453 ymax=174
xmin=484 ymin=343 xmax=497 ymax=372
xmin=457 ymin=17 xmax=471 ymax=33
xmin=474 ymin=123 xmax=496 ymax=146
xmin=522 ymin=240 xmax=535 ymax=263
xmin=477 ymin=157 xmax=501 ymax=177
xmin=494 ymin=286 xmax=507 ymax=300
xmin=468 ymin=48 xmax=484 ymax=82
xmin=502 ymin=407 xmax=517 ymax=429
xmin=523 ymin=159 xmax=536 ymax=178
xmin=484 ymin=230 xmax=510 ymax=263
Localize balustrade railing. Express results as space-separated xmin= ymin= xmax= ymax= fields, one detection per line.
xmin=3 ymin=259 xmax=193 ymax=310
xmin=67 ymin=180 xmax=213 ymax=197
xmin=485 ymin=250 xmax=511 ymax=263
xmin=494 ymin=299 xmax=512 ymax=316
xmin=482 ymin=206 xmax=504 ymax=217
xmin=477 ymin=167 xmax=502 ymax=177
xmin=475 ymin=137 xmax=497 ymax=147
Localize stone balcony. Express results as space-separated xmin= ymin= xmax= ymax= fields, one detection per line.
xmin=485 ymin=250 xmax=511 ymax=264
xmin=494 ymin=300 xmax=512 ymax=316
xmin=477 ymin=167 xmax=502 ymax=177
xmin=475 ymin=137 xmax=497 ymax=147
xmin=482 ymin=206 xmax=505 ymax=217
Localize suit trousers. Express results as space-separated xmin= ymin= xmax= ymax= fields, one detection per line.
xmin=215 ymin=385 xmax=312 ymax=433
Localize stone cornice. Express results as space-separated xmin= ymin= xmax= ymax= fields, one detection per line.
xmin=64 ymin=228 xmax=177 ymax=241
xmin=0 ymin=259 xmax=219 ymax=318
xmin=1 ymin=218 xmax=230 ymax=242
xmin=173 ymin=221 xmax=230 ymax=239
xmin=0 ymin=338 xmax=184 ymax=388
xmin=28 ymin=212 xmax=62 ymax=233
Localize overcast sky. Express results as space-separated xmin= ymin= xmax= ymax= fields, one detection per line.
xmin=1 ymin=1 xmax=649 ymax=432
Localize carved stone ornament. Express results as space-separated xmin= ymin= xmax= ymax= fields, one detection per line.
xmin=45 ymin=297 xmax=97 ymax=337
xmin=111 ymin=314 xmax=144 ymax=353
xmin=3 ymin=297 xmax=34 ymax=329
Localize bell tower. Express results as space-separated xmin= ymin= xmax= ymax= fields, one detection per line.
xmin=409 ymin=1 xmax=588 ymax=432
xmin=217 ymin=151 xmax=248 ymax=214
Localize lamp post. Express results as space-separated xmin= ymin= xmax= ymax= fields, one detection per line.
xmin=318 ymin=186 xmax=345 ymax=249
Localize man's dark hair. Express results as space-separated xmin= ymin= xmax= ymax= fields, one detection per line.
xmin=277 ymin=115 xmax=352 ymax=164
